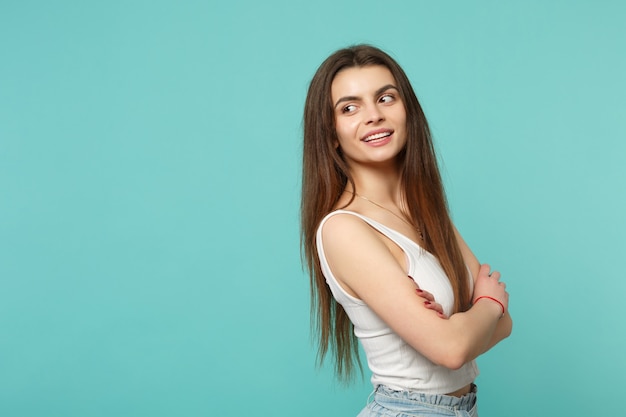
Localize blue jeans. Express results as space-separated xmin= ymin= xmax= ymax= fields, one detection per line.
xmin=357 ymin=384 xmax=478 ymax=417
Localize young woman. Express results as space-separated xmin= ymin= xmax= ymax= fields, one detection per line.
xmin=301 ymin=45 xmax=512 ymax=417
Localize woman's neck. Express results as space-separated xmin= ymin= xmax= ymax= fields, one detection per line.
xmin=347 ymin=163 xmax=403 ymax=205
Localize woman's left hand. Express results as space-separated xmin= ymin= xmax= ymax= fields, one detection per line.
xmin=409 ymin=277 xmax=447 ymax=319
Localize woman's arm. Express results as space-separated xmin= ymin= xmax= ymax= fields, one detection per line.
xmin=453 ymin=226 xmax=513 ymax=352
xmin=321 ymin=214 xmax=509 ymax=370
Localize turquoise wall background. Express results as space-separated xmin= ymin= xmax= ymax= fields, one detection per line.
xmin=2 ymin=1 xmax=624 ymax=416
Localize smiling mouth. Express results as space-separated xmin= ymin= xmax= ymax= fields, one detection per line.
xmin=363 ymin=131 xmax=392 ymax=142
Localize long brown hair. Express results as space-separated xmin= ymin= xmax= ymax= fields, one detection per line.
xmin=301 ymin=45 xmax=471 ymax=381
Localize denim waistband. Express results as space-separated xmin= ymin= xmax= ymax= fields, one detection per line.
xmin=373 ymin=383 xmax=477 ymax=411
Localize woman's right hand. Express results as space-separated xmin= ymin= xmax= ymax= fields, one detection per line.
xmin=472 ymin=264 xmax=509 ymax=314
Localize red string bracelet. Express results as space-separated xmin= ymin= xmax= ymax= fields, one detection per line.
xmin=473 ymin=296 xmax=505 ymax=318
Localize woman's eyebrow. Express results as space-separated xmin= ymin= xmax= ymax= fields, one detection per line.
xmin=374 ymin=84 xmax=398 ymax=97
xmin=333 ymin=84 xmax=399 ymax=109
xmin=334 ymin=95 xmax=359 ymax=109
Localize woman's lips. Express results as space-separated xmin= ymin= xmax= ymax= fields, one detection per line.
xmin=362 ymin=129 xmax=393 ymax=145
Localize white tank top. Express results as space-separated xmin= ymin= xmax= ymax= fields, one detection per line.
xmin=316 ymin=210 xmax=478 ymax=393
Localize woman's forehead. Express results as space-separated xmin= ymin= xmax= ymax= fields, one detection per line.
xmin=331 ymin=66 xmax=396 ymax=99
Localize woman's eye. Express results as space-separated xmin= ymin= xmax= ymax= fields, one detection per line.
xmin=379 ymin=94 xmax=395 ymax=104
xmin=342 ymin=104 xmax=357 ymax=113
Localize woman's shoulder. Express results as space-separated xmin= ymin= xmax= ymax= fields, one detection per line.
xmin=321 ymin=209 xmax=363 ymax=222
xmin=319 ymin=210 xmax=369 ymax=234
xmin=318 ymin=210 xmax=390 ymax=261
xmin=318 ymin=210 xmax=379 ymax=237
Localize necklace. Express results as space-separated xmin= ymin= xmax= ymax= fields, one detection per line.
xmin=352 ymin=192 xmax=424 ymax=240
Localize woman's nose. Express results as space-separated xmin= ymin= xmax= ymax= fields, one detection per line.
xmin=365 ymin=105 xmax=384 ymax=124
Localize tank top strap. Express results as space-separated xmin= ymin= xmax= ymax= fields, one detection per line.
xmin=319 ymin=210 xmax=421 ymax=253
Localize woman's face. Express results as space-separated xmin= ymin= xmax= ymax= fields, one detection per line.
xmin=330 ymin=65 xmax=407 ymax=168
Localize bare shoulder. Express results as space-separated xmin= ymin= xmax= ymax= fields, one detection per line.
xmin=321 ymin=212 xmax=374 ymax=242
xmin=320 ymin=212 xmax=391 ymax=257
xmin=320 ymin=212 xmax=405 ymax=296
